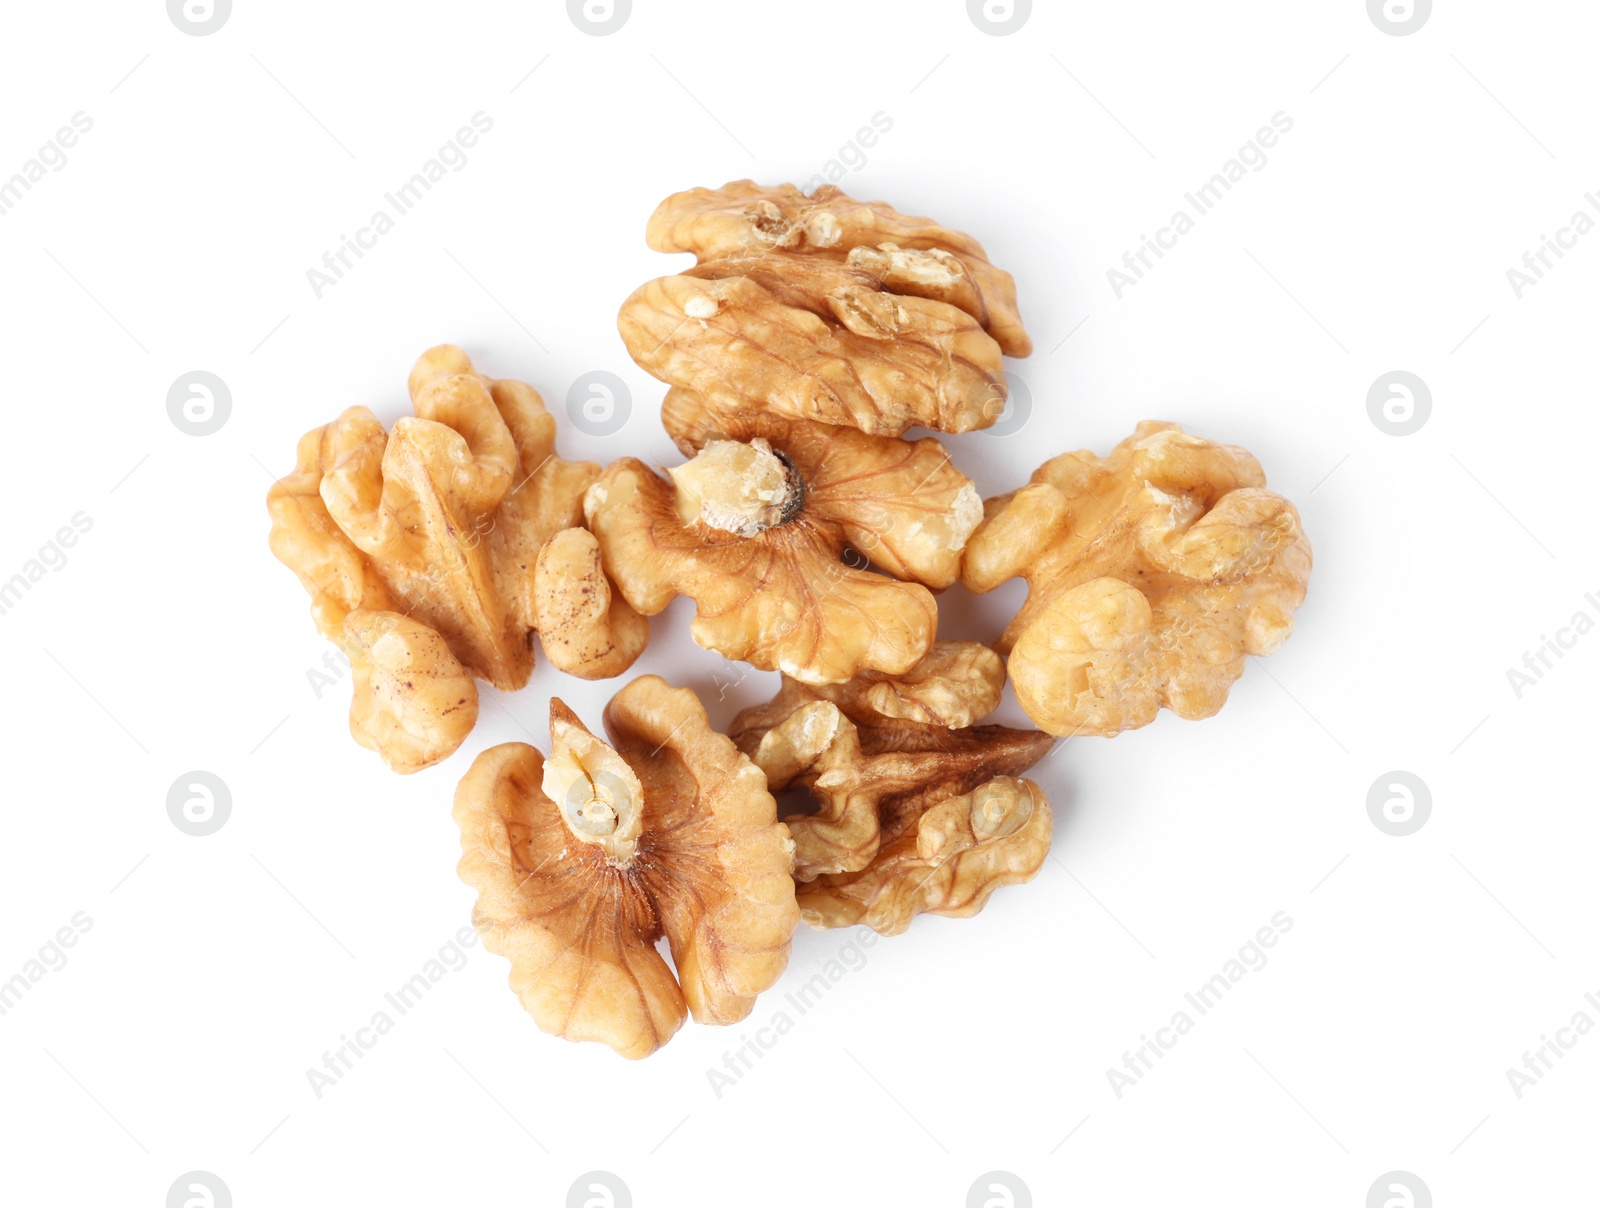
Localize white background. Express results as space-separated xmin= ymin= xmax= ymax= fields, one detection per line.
xmin=1 ymin=1 xmax=1594 ymax=1204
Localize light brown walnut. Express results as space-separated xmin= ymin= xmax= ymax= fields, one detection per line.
xmin=452 ymin=677 xmax=799 ymax=1059
xmin=646 ymin=180 xmax=1032 ymax=356
xmin=727 ymin=642 xmax=1053 ymax=880
xmin=267 ymin=345 xmax=647 ymax=772
xmin=962 ymin=421 xmax=1312 ymax=738
xmin=531 ymin=527 xmax=651 ymax=681
xmin=796 ymin=777 xmax=1053 ymax=936
xmin=584 ymin=397 xmax=983 ymax=685
xmin=344 ymin=611 xmax=478 ymax=775
xmin=617 ymin=180 xmax=1032 ymax=437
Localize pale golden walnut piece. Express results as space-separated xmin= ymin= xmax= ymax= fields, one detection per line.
xmin=962 ymin=421 xmax=1313 ymax=738
xmin=532 ymin=528 xmax=650 ymax=681
xmin=646 ymin=181 xmax=1032 ymax=357
xmin=584 ymin=396 xmax=983 ymax=685
xmin=344 ymin=611 xmax=478 ymax=776
xmin=266 ymin=345 xmax=648 ymax=772
xmin=452 ymin=677 xmax=799 ymax=1060
xmin=727 ymin=641 xmax=1054 ymax=881
xmin=797 ymin=777 xmax=1053 ymax=936
xmin=617 ymin=180 xmax=1032 ymax=437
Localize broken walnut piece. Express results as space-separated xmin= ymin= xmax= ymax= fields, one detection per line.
xmin=961 ymin=421 xmax=1312 ymax=738
xmin=531 ymin=527 xmax=651 ymax=681
xmin=266 ymin=345 xmax=647 ymax=772
xmin=618 ymin=180 xmax=1031 ymax=437
xmin=727 ymin=641 xmax=1053 ymax=880
xmin=344 ymin=610 xmax=478 ymax=775
xmin=584 ymin=398 xmax=982 ymax=685
xmin=796 ymin=777 xmax=1053 ymax=936
xmin=452 ymin=678 xmax=799 ymax=1059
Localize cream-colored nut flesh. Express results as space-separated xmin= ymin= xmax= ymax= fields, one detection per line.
xmin=669 ymin=439 xmax=797 ymax=535
xmin=543 ymin=700 xmax=645 ymax=865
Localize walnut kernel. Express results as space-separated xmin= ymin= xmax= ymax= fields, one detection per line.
xmin=453 ymin=678 xmax=798 ymax=1059
xmin=618 ymin=180 xmax=1033 ymax=437
xmin=797 ymin=777 xmax=1053 ymax=936
xmin=728 ymin=641 xmax=1054 ymax=880
xmin=266 ymin=345 xmax=647 ymax=771
xmin=962 ymin=421 xmax=1312 ymax=737
xmin=584 ymin=400 xmax=982 ymax=685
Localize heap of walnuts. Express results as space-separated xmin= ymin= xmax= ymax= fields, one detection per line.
xmin=268 ymin=181 xmax=1312 ymax=1058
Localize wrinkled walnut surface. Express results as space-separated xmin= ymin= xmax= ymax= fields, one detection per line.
xmin=797 ymin=776 xmax=1053 ymax=936
xmin=532 ymin=527 xmax=650 ymax=681
xmin=962 ymin=421 xmax=1312 ymax=738
xmin=728 ymin=642 xmax=1053 ymax=881
xmin=267 ymin=345 xmax=646 ymax=771
xmin=344 ymin=611 xmax=477 ymax=776
xmin=585 ymin=395 xmax=982 ymax=685
xmin=453 ymin=677 xmax=799 ymax=1060
xmin=618 ymin=180 xmax=1031 ymax=437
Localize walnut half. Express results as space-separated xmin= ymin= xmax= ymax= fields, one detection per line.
xmin=584 ymin=397 xmax=982 ymax=685
xmin=266 ymin=345 xmax=647 ymax=772
xmin=797 ymin=777 xmax=1053 ymax=936
xmin=452 ymin=677 xmax=799 ymax=1059
xmin=962 ymin=421 xmax=1313 ymax=737
xmin=728 ymin=641 xmax=1054 ymax=882
xmin=618 ymin=180 xmax=1032 ymax=437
